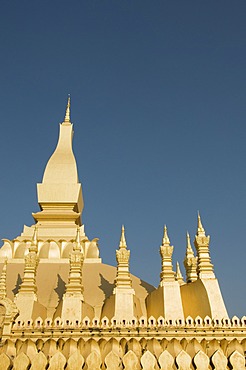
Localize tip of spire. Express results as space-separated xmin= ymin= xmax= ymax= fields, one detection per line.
xmin=74 ymin=227 xmax=82 ymax=252
xmin=176 ymin=261 xmax=184 ymax=281
xmin=32 ymin=225 xmax=38 ymax=241
xmin=162 ymin=225 xmax=170 ymax=245
xmin=186 ymin=231 xmax=191 ymax=244
xmin=197 ymin=211 xmax=206 ymax=236
xmin=176 ymin=261 xmax=181 ymax=274
xmin=64 ymin=94 xmax=71 ymax=122
xmin=119 ymin=225 xmax=127 ymax=248
xmin=186 ymin=230 xmax=194 ymax=256
xmin=76 ymin=226 xmax=80 ymax=243
xmin=30 ymin=226 xmax=38 ymax=252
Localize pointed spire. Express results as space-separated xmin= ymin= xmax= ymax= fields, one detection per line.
xmin=74 ymin=227 xmax=83 ymax=252
xmin=32 ymin=225 xmax=38 ymax=244
xmin=61 ymin=226 xmax=84 ymax=323
xmin=0 ymin=258 xmax=7 ymax=299
xmin=76 ymin=226 xmax=80 ymax=244
xmin=115 ymin=226 xmax=132 ymax=289
xmin=17 ymin=238 xmax=39 ymax=297
xmin=35 ymin=96 xmax=84 ymax=232
xmin=184 ymin=231 xmax=198 ymax=283
xmin=175 ymin=262 xmax=184 ymax=284
xmin=64 ymin=95 xmax=71 ymax=122
xmin=162 ymin=225 xmax=170 ymax=246
xmin=112 ymin=226 xmax=136 ymax=322
xmin=119 ymin=225 xmax=127 ymax=248
xmin=29 ymin=226 xmax=38 ymax=253
xmin=186 ymin=232 xmax=195 ymax=258
xmin=197 ymin=211 xmax=206 ymax=236
xmin=64 ymin=233 xmax=84 ymax=297
xmin=159 ymin=225 xmax=175 ymax=284
xmin=194 ymin=213 xmax=215 ymax=278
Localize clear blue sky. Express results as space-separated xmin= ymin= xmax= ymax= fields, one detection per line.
xmin=0 ymin=1 xmax=245 ymax=317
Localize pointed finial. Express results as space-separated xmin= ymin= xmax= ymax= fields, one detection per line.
xmin=186 ymin=231 xmax=194 ymax=257
xmin=32 ymin=225 xmax=38 ymax=245
xmin=162 ymin=225 xmax=170 ymax=245
xmin=176 ymin=261 xmax=184 ymax=282
xmin=186 ymin=231 xmax=190 ymax=243
xmin=74 ymin=227 xmax=82 ymax=252
xmin=197 ymin=211 xmax=206 ymax=236
xmin=115 ymin=224 xmax=132 ymax=289
xmin=119 ymin=225 xmax=127 ymax=248
xmin=64 ymin=95 xmax=71 ymax=122
xmin=29 ymin=226 xmax=38 ymax=253
xmin=159 ymin=225 xmax=175 ymax=284
xmin=76 ymin=226 xmax=80 ymax=244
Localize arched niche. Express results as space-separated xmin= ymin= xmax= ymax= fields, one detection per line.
xmin=0 ymin=240 xmax=13 ymax=258
xmin=39 ymin=241 xmax=60 ymax=259
xmin=86 ymin=240 xmax=99 ymax=258
xmin=62 ymin=243 xmax=74 ymax=258
xmin=14 ymin=243 xmax=29 ymax=258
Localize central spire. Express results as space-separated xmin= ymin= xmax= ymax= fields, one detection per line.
xmin=32 ymin=98 xmax=84 ymax=236
xmin=41 ymin=97 xmax=79 ymax=184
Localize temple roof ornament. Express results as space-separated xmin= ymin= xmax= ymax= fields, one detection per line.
xmin=74 ymin=227 xmax=83 ymax=253
xmin=162 ymin=225 xmax=170 ymax=246
xmin=119 ymin=225 xmax=127 ymax=248
xmin=197 ymin=212 xmax=206 ymax=237
xmin=60 ymin=222 xmax=87 ymax=324
xmin=108 ymin=226 xmax=137 ymax=322
xmin=17 ymin=227 xmax=40 ymax=297
xmin=29 ymin=226 xmax=38 ymax=253
xmin=159 ymin=226 xmax=175 ymax=284
xmin=175 ymin=262 xmax=184 ymax=285
xmin=184 ymin=232 xmax=198 ymax=283
xmin=147 ymin=226 xmax=184 ymax=321
xmin=13 ymin=227 xmax=45 ymax=322
xmin=185 ymin=232 xmax=194 ymax=259
xmin=115 ymin=226 xmax=132 ymax=289
xmin=194 ymin=213 xmax=215 ymax=278
xmin=64 ymin=227 xmax=84 ymax=297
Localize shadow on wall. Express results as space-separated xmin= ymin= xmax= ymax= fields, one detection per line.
xmin=12 ymin=274 xmax=23 ymax=296
xmin=140 ymin=279 xmax=155 ymax=294
xmin=98 ymin=273 xmax=155 ymax=300
xmin=54 ymin=274 xmax=66 ymax=301
xmin=99 ymin=274 xmax=114 ymax=300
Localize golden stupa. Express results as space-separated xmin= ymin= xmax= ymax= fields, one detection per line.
xmin=0 ymin=98 xmax=245 ymax=369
